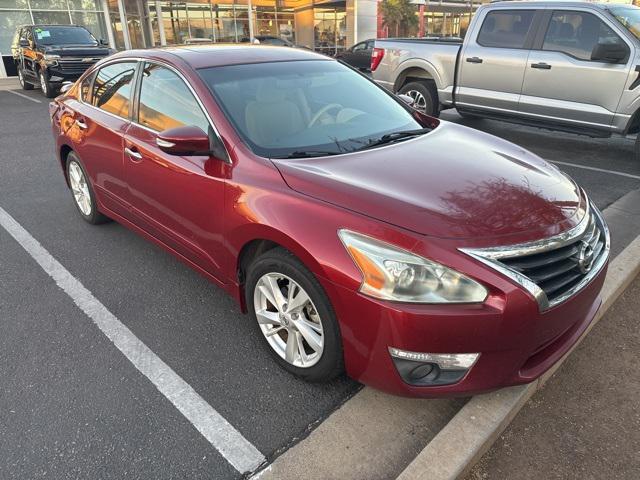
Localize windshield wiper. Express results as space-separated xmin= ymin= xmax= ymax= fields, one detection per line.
xmin=356 ymin=128 xmax=432 ymax=151
xmin=273 ymin=150 xmax=342 ymax=159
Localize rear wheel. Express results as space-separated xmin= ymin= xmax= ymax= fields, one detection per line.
xmin=66 ymin=151 xmax=110 ymax=225
xmin=17 ymin=67 xmax=34 ymax=90
xmin=246 ymin=247 xmax=343 ymax=382
xmin=399 ymin=80 xmax=439 ymax=117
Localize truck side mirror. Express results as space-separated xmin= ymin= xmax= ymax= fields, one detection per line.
xmin=591 ymin=42 xmax=628 ymax=63
xmin=397 ymin=94 xmax=416 ymax=108
xmin=19 ymin=39 xmax=29 ymax=48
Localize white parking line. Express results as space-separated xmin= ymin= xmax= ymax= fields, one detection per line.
xmin=0 ymin=206 xmax=265 ymax=474
xmin=6 ymin=90 xmax=42 ymax=103
xmin=549 ymin=159 xmax=640 ymax=181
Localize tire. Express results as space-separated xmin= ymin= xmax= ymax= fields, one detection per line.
xmin=17 ymin=67 xmax=34 ymax=90
xmin=246 ymin=247 xmax=344 ymax=382
xmin=65 ymin=151 xmax=110 ymax=225
xmin=399 ymin=80 xmax=439 ymax=117
xmin=39 ymin=70 xmax=57 ymax=98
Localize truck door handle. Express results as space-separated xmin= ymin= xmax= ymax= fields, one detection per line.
xmin=466 ymin=57 xmax=483 ymax=64
xmin=124 ymin=146 xmax=143 ymax=161
xmin=75 ymin=118 xmax=88 ymax=130
xmin=531 ymin=62 xmax=551 ymax=70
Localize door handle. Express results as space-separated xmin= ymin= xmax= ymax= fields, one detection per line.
xmin=124 ymin=146 xmax=143 ymax=161
xmin=75 ymin=118 xmax=88 ymax=130
xmin=466 ymin=57 xmax=483 ymax=64
xmin=531 ymin=62 xmax=551 ymax=70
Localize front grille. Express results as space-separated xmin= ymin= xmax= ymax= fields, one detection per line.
xmin=461 ymin=203 xmax=609 ymax=310
xmin=57 ymin=59 xmax=98 ymax=74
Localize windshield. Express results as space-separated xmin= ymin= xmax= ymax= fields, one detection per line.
xmin=609 ymin=6 xmax=640 ymax=39
xmin=198 ymin=60 xmax=424 ymax=158
xmin=34 ymin=26 xmax=97 ymax=46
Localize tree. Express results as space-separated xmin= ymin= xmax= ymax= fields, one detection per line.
xmin=379 ymin=0 xmax=419 ymax=38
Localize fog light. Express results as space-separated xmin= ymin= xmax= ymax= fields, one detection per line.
xmin=389 ymin=348 xmax=479 ymax=387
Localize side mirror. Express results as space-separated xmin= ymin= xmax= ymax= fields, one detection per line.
xmin=397 ymin=93 xmax=416 ymax=108
xmin=60 ymin=81 xmax=74 ymax=94
xmin=19 ymin=39 xmax=29 ymax=48
xmin=591 ymin=42 xmax=628 ymax=63
xmin=156 ymin=126 xmax=214 ymax=156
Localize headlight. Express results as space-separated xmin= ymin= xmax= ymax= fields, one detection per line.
xmin=339 ymin=230 xmax=488 ymax=304
xmin=43 ymin=54 xmax=60 ymax=65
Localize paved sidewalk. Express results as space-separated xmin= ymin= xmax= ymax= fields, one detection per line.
xmin=466 ymin=275 xmax=640 ymax=480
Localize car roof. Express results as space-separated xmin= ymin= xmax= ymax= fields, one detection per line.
xmin=111 ymin=44 xmax=331 ymax=69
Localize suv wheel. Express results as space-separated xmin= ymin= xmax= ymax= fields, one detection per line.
xmin=246 ymin=247 xmax=344 ymax=382
xmin=399 ymin=81 xmax=439 ymax=117
xmin=18 ymin=67 xmax=34 ymax=91
xmin=39 ymin=70 xmax=57 ymax=98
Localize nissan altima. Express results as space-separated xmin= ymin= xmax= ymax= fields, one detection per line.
xmin=50 ymin=45 xmax=609 ymax=397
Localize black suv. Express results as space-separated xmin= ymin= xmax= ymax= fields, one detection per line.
xmin=12 ymin=25 xmax=113 ymax=98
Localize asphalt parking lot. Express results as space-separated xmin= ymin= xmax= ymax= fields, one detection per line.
xmin=1 ymin=83 xmax=640 ymax=480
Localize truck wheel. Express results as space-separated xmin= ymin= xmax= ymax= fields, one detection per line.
xmin=39 ymin=70 xmax=57 ymax=98
xmin=399 ymin=81 xmax=439 ymax=117
xmin=18 ymin=67 xmax=34 ymax=91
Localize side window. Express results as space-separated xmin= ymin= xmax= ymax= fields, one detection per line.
xmin=81 ymin=71 xmax=96 ymax=103
xmin=542 ymin=11 xmax=627 ymax=61
xmin=477 ymin=10 xmax=535 ymax=49
xmin=352 ymin=42 xmax=366 ymax=52
xmin=92 ymin=62 xmax=136 ymax=119
xmin=137 ymin=63 xmax=209 ymax=133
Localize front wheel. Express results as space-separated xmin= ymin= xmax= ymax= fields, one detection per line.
xmin=246 ymin=248 xmax=343 ymax=382
xmin=399 ymin=81 xmax=439 ymax=117
xmin=39 ymin=70 xmax=57 ymax=98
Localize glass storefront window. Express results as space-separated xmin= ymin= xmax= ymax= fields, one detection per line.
xmin=314 ymin=6 xmax=346 ymax=56
xmin=0 ymin=0 xmax=28 ymax=8
xmin=0 ymin=10 xmax=30 ymax=54
xmin=31 ymin=11 xmax=73 ymax=25
xmin=68 ymin=0 xmax=103 ymax=10
xmin=71 ymin=11 xmax=109 ymax=41
xmin=29 ymin=0 xmax=69 ymax=9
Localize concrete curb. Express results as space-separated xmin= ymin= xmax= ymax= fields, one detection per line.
xmin=396 ymin=234 xmax=640 ymax=480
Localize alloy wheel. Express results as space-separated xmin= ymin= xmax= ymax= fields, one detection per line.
xmin=253 ymin=273 xmax=324 ymax=368
xmin=405 ymin=89 xmax=427 ymax=114
xmin=39 ymin=72 xmax=48 ymax=96
xmin=68 ymin=160 xmax=92 ymax=216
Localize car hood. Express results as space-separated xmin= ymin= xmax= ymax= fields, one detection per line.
xmin=40 ymin=45 xmax=111 ymax=57
xmin=272 ymin=121 xmax=585 ymax=240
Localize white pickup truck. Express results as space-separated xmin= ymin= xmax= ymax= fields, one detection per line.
xmin=372 ymin=1 xmax=640 ymax=158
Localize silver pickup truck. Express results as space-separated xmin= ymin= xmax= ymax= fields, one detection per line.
xmin=372 ymin=1 xmax=640 ymax=158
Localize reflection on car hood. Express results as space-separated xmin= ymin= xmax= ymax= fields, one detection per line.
xmin=273 ymin=121 xmax=586 ymax=241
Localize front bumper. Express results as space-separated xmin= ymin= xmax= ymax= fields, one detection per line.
xmin=320 ymin=260 xmax=606 ymax=398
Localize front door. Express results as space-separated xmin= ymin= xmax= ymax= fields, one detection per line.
xmin=519 ymin=9 xmax=631 ymax=130
xmin=124 ymin=62 xmax=226 ymax=277
xmin=456 ymin=9 xmax=538 ymax=113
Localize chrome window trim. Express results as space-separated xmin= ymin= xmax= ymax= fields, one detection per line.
xmin=460 ymin=200 xmax=610 ymax=311
xmin=76 ymin=56 xmax=231 ymax=163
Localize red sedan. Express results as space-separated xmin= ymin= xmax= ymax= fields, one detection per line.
xmin=50 ymin=45 xmax=609 ymax=397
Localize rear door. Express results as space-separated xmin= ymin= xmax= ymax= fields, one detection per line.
xmin=123 ymin=61 xmax=227 ymax=277
xmin=456 ymin=8 xmax=539 ymax=113
xmin=519 ymin=8 xmax=631 ymax=130
xmin=68 ymin=61 xmax=138 ymax=216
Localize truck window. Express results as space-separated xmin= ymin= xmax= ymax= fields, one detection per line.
xmin=478 ymin=10 xmax=535 ymax=48
xmin=477 ymin=10 xmax=535 ymax=49
xmin=542 ymin=11 xmax=627 ymax=62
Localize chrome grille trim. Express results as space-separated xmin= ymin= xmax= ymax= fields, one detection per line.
xmin=460 ymin=201 xmax=610 ymax=311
